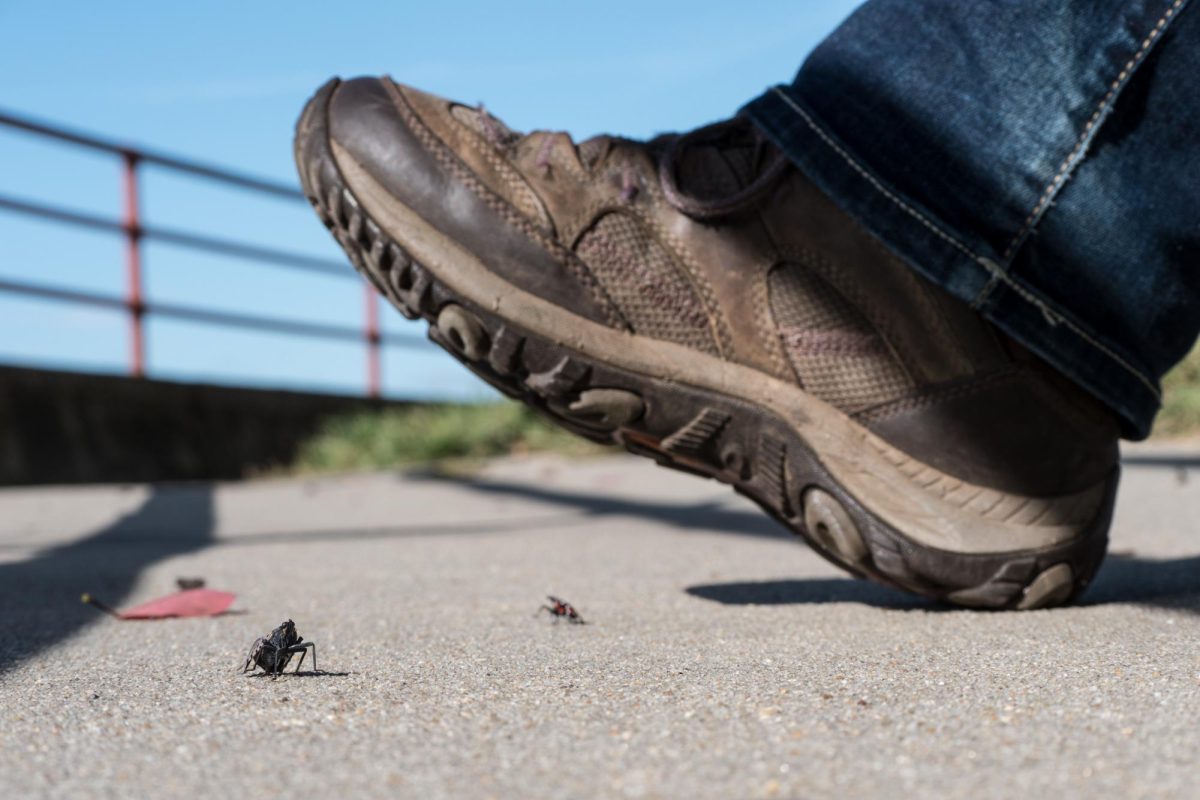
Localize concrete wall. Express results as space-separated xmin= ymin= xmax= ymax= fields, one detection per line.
xmin=0 ymin=366 xmax=398 ymax=484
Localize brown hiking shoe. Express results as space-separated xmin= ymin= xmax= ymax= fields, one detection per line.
xmin=294 ymin=76 xmax=1120 ymax=609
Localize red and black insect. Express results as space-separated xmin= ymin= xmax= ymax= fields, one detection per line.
xmin=241 ymin=619 xmax=317 ymax=678
xmin=538 ymin=595 xmax=585 ymax=624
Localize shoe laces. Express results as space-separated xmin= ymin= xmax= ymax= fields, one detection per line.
xmin=658 ymin=117 xmax=789 ymax=220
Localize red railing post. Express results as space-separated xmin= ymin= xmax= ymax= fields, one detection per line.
xmin=365 ymin=283 xmax=381 ymax=398
xmin=121 ymin=151 xmax=145 ymax=377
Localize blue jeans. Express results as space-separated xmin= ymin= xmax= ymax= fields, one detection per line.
xmin=744 ymin=0 xmax=1198 ymax=439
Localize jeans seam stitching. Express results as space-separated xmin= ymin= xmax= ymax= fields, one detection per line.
xmin=767 ymin=89 xmax=1162 ymax=404
xmin=976 ymin=258 xmax=1161 ymax=400
xmin=1001 ymin=0 xmax=1188 ymax=262
xmin=770 ymin=87 xmax=983 ymax=264
xmin=971 ymin=272 xmax=1002 ymax=310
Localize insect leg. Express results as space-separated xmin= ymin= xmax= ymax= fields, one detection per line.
xmin=287 ymin=642 xmax=316 ymax=674
xmin=274 ymin=648 xmax=292 ymax=677
xmin=241 ymin=638 xmax=266 ymax=674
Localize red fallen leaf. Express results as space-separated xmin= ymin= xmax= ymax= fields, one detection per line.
xmin=81 ymin=589 xmax=236 ymax=619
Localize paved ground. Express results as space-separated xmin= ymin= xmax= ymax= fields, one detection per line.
xmin=0 ymin=447 xmax=1198 ymax=800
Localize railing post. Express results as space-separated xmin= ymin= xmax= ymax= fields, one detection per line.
xmin=121 ymin=151 xmax=145 ymax=378
xmin=365 ymin=283 xmax=381 ymax=398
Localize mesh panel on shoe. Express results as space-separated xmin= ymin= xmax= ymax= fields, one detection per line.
xmin=449 ymin=103 xmax=519 ymax=146
xmin=575 ymin=213 xmax=717 ymax=353
xmin=769 ymin=263 xmax=912 ymax=413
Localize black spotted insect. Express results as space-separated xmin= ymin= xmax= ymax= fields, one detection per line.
xmin=538 ymin=595 xmax=586 ymax=624
xmin=241 ymin=619 xmax=317 ymax=678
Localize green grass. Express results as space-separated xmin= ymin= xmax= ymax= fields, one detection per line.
xmin=288 ymin=401 xmax=611 ymax=474
xmin=1153 ymin=342 xmax=1200 ymax=439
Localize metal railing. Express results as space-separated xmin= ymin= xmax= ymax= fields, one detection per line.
xmin=0 ymin=108 xmax=425 ymax=397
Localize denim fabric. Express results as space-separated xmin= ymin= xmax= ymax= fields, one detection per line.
xmin=744 ymin=0 xmax=1198 ymax=439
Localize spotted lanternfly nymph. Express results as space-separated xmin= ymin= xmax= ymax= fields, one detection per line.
xmin=538 ymin=595 xmax=586 ymax=624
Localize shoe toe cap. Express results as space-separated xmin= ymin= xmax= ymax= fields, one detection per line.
xmin=297 ymin=76 xmax=623 ymax=328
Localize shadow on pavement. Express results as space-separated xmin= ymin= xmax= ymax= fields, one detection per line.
xmin=212 ymin=511 xmax=598 ymax=547
xmin=415 ymin=472 xmax=791 ymax=541
xmin=686 ymin=579 xmax=929 ymax=609
xmin=245 ymin=670 xmax=353 ymax=679
xmin=1120 ymin=454 xmax=1200 ymax=470
xmin=0 ymin=486 xmax=214 ymax=674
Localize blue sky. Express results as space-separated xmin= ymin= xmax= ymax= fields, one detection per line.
xmin=0 ymin=0 xmax=861 ymax=400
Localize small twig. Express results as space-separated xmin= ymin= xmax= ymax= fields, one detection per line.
xmin=80 ymin=593 xmax=120 ymax=618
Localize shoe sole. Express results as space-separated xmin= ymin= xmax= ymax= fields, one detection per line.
xmin=294 ymin=79 xmax=1116 ymax=609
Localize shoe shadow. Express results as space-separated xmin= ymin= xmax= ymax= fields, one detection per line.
xmin=685 ymin=579 xmax=931 ymax=610
xmin=684 ymin=553 xmax=1200 ymax=612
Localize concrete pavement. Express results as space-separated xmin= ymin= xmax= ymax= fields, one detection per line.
xmin=1 ymin=448 xmax=1198 ymax=799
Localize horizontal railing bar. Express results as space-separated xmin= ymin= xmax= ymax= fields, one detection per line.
xmin=0 ymin=193 xmax=126 ymax=236
xmin=0 ymin=276 xmax=126 ymax=311
xmin=0 ymin=277 xmax=429 ymax=349
xmin=0 ymin=108 xmax=304 ymax=201
xmin=149 ymin=226 xmax=345 ymax=276
xmin=152 ymin=300 xmax=426 ymax=347
xmin=0 ymin=193 xmax=350 ymax=278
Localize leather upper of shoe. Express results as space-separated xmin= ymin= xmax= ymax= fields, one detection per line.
xmin=326 ymin=76 xmax=1119 ymax=497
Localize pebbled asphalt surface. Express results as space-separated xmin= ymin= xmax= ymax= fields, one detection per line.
xmin=1 ymin=449 xmax=1198 ymax=800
